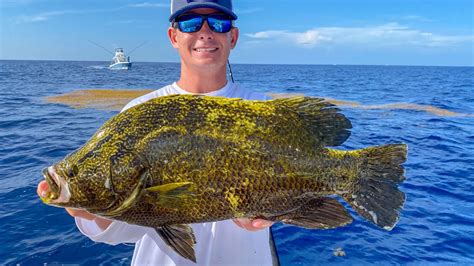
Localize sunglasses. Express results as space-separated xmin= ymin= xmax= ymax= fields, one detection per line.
xmin=174 ymin=13 xmax=234 ymax=33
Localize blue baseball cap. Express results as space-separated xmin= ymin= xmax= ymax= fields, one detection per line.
xmin=169 ymin=0 xmax=238 ymax=22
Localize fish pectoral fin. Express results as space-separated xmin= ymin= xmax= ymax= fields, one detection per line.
xmin=276 ymin=197 xmax=353 ymax=229
xmin=146 ymin=182 xmax=195 ymax=194
xmin=155 ymin=224 xmax=197 ymax=263
xmin=145 ymin=182 xmax=196 ymax=207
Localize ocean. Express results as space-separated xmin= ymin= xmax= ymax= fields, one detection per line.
xmin=1 ymin=60 xmax=473 ymax=265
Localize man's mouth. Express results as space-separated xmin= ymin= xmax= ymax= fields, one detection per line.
xmin=193 ymin=47 xmax=218 ymax=52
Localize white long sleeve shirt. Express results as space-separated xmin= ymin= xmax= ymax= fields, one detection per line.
xmin=76 ymin=81 xmax=276 ymax=266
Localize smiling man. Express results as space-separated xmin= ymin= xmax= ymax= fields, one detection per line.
xmin=37 ymin=0 xmax=277 ymax=265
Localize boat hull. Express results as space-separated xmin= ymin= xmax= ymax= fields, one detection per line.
xmin=109 ymin=62 xmax=132 ymax=70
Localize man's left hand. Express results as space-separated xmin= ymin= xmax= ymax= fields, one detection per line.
xmin=233 ymin=218 xmax=274 ymax=231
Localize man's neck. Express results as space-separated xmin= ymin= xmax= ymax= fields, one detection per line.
xmin=176 ymin=64 xmax=228 ymax=94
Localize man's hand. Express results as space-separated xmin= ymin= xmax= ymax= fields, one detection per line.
xmin=66 ymin=208 xmax=113 ymax=231
xmin=233 ymin=218 xmax=274 ymax=231
xmin=37 ymin=180 xmax=112 ymax=231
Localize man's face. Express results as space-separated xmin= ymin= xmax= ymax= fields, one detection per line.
xmin=168 ymin=8 xmax=239 ymax=70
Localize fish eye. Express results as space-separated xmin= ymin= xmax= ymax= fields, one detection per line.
xmin=72 ymin=165 xmax=79 ymax=175
xmin=67 ymin=165 xmax=79 ymax=177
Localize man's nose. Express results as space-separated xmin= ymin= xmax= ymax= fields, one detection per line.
xmin=198 ymin=21 xmax=214 ymax=39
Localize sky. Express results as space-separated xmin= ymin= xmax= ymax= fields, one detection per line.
xmin=1 ymin=0 xmax=473 ymax=66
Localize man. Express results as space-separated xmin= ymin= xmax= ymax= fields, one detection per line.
xmin=37 ymin=0 xmax=276 ymax=265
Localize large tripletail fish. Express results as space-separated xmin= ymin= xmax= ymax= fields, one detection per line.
xmin=40 ymin=95 xmax=407 ymax=262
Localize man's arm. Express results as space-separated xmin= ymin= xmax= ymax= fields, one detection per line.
xmin=68 ymin=210 xmax=273 ymax=232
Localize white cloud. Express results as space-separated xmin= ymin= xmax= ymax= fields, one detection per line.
xmin=246 ymin=23 xmax=474 ymax=48
xmin=295 ymin=30 xmax=332 ymax=47
xmin=246 ymin=30 xmax=331 ymax=48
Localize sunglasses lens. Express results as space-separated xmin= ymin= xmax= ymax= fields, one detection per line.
xmin=177 ymin=15 xmax=203 ymax=33
xmin=176 ymin=14 xmax=232 ymax=33
xmin=208 ymin=15 xmax=232 ymax=33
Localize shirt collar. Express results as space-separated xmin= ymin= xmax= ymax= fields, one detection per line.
xmin=171 ymin=81 xmax=233 ymax=96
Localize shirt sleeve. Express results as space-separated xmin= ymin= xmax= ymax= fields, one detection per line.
xmin=75 ymin=217 xmax=150 ymax=245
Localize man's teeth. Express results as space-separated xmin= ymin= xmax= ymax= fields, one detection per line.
xmin=195 ymin=48 xmax=217 ymax=52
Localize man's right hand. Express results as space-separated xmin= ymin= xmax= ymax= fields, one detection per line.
xmin=37 ymin=180 xmax=112 ymax=231
xmin=66 ymin=208 xmax=113 ymax=231
xmin=65 ymin=208 xmax=97 ymax=220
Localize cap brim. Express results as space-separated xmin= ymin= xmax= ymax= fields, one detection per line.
xmin=169 ymin=3 xmax=238 ymax=22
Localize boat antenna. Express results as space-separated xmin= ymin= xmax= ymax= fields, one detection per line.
xmin=128 ymin=41 xmax=148 ymax=56
xmin=227 ymin=59 xmax=234 ymax=83
xmin=88 ymin=40 xmax=114 ymax=56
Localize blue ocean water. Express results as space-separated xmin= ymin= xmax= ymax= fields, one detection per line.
xmin=1 ymin=60 xmax=473 ymax=265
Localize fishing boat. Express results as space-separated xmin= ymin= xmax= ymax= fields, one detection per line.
xmin=109 ymin=48 xmax=132 ymax=70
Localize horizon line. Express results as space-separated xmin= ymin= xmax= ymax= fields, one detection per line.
xmin=0 ymin=58 xmax=472 ymax=68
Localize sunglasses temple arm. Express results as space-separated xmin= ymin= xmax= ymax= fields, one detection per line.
xmin=227 ymin=59 xmax=234 ymax=83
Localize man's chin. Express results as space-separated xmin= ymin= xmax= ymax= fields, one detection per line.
xmin=191 ymin=58 xmax=226 ymax=68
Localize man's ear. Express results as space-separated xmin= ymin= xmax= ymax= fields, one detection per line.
xmin=230 ymin=27 xmax=239 ymax=49
xmin=168 ymin=27 xmax=179 ymax=49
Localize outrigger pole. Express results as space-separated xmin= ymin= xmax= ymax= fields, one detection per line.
xmin=88 ymin=40 xmax=114 ymax=56
xmin=128 ymin=41 xmax=148 ymax=56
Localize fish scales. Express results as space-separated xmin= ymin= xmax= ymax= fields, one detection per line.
xmin=41 ymin=95 xmax=407 ymax=263
xmin=120 ymin=138 xmax=322 ymax=225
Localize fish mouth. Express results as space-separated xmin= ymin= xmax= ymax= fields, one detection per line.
xmin=41 ymin=166 xmax=70 ymax=204
xmin=42 ymin=167 xmax=60 ymax=201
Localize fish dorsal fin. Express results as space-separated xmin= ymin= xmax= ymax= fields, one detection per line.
xmin=271 ymin=97 xmax=352 ymax=147
xmin=145 ymin=182 xmax=196 ymax=207
xmin=275 ymin=197 xmax=353 ymax=229
xmin=155 ymin=224 xmax=197 ymax=262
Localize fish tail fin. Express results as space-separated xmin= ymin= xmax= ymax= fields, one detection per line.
xmin=342 ymin=144 xmax=407 ymax=230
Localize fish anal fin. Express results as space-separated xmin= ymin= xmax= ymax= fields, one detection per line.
xmin=276 ymin=197 xmax=353 ymax=229
xmin=155 ymin=224 xmax=197 ymax=263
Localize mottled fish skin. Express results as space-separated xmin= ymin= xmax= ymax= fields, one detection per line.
xmin=43 ymin=95 xmax=407 ymax=261
xmin=51 ymin=95 xmax=351 ymax=215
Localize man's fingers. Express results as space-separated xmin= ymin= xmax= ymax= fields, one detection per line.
xmin=251 ymin=219 xmax=274 ymax=228
xmin=233 ymin=218 xmax=274 ymax=231
xmin=38 ymin=181 xmax=112 ymax=230
xmin=38 ymin=181 xmax=95 ymax=220
xmin=66 ymin=208 xmax=96 ymax=220
xmin=37 ymin=180 xmax=49 ymax=198
xmin=65 ymin=208 xmax=112 ymax=230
